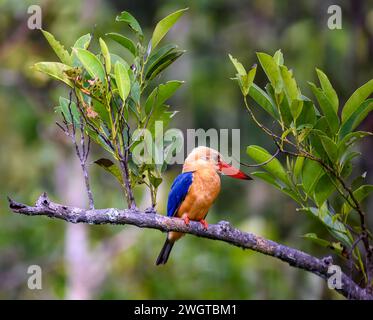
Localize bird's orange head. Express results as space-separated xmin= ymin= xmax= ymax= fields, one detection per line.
xmin=183 ymin=146 xmax=252 ymax=180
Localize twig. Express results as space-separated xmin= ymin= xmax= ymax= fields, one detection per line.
xmin=55 ymin=90 xmax=95 ymax=209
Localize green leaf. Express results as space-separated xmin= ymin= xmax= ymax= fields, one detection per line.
xmin=72 ymin=34 xmax=92 ymax=66
xmin=316 ymin=68 xmax=338 ymax=113
xmin=273 ymin=49 xmax=284 ymax=65
xmin=309 ymin=82 xmax=340 ymax=134
xmin=281 ymin=127 xmax=292 ymax=142
xmin=302 ymin=205 xmax=352 ymax=246
xmin=341 ymin=79 xmax=373 ymax=122
xmin=340 ymin=162 xmax=352 ymax=179
xmin=308 ymin=122 xmax=329 ymax=159
xmin=99 ymin=38 xmax=111 ymax=74
xmin=280 ymin=65 xmax=299 ymax=102
xmin=86 ymin=127 xmax=114 ymax=156
xmin=116 ymin=11 xmax=143 ymax=37
xmin=297 ymin=100 xmax=317 ymax=126
xmin=106 ymin=32 xmax=137 ymax=57
xmin=33 ymin=62 xmax=73 ymax=87
xmin=290 ymin=99 xmax=303 ymax=121
xmin=73 ymin=33 xmax=91 ymax=50
xmin=145 ymin=80 xmax=183 ymax=115
xmin=303 ymin=233 xmax=344 ymax=255
xmin=74 ymin=48 xmax=106 ymax=83
xmin=278 ymin=93 xmax=293 ymax=126
xmin=147 ymin=104 xmax=177 ymax=135
xmin=341 ymin=184 xmax=373 ymax=215
xmin=351 ymin=172 xmax=367 ymax=190
xmin=314 ymin=174 xmax=335 ymax=206
xmin=281 ymin=188 xmax=303 ymax=204
xmin=338 ymin=131 xmax=372 ymax=157
xmin=110 ymin=53 xmax=130 ymax=70
xmin=149 ymin=173 xmax=163 ymax=188
xmin=340 ymin=150 xmax=361 ymax=167
xmin=230 ymin=56 xmax=256 ymax=96
xmin=319 ymin=135 xmax=338 ymax=163
xmin=114 ymin=61 xmax=131 ymax=102
xmin=151 ymin=8 xmax=188 ymax=50
xmin=41 ymin=30 xmax=72 ymax=65
xmin=229 ymin=54 xmax=246 ymax=76
xmin=94 ymin=158 xmax=123 ymax=186
xmin=92 ymin=100 xmax=110 ymax=126
xmin=303 ymin=233 xmax=331 ymax=247
xmin=145 ymin=49 xmax=185 ymax=81
xmin=302 ymin=159 xmax=324 ymax=196
xmin=313 ymin=117 xmax=331 ymax=135
xmin=131 ymin=81 xmax=141 ymax=104
xmin=248 ymin=84 xmax=278 ymax=119
xmin=294 ymin=156 xmax=305 ymax=180
xmin=145 ymin=44 xmax=177 ymax=75
xmin=240 ymin=65 xmax=257 ymax=96
xmin=127 ymin=98 xmax=140 ymax=120
xmin=251 ymin=171 xmax=301 ymax=203
xmin=340 ymin=151 xmax=359 ymax=178
xmin=339 ymin=99 xmax=373 ymax=138
xmin=297 ymin=124 xmax=313 ymax=143
xmin=257 ymin=52 xmax=282 ymax=93
xmin=55 ymin=96 xmax=80 ymax=125
xmin=247 ymin=145 xmax=290 ymax=186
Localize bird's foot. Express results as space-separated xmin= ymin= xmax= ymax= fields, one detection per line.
xmin=199 ymin=219 xmax=208 ymax=230
xmin=181 ymin=214 xmax=190 ymax=226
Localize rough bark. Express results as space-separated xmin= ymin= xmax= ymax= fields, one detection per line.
xmin=8 ymin=193 xmax=373 ymax=300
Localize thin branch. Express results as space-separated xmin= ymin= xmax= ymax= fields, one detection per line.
xmin=55 ymin=91 xmax=95 ymax=210
xmin=243 ymin=97 xmax=298 ymax=149
xmin=119 ymin=158 xmax=137 ymax=209
xmin=85 ymin=136 xmax=91 ymax=163
xmin=7 ymin=193 xmax=373 ymax=300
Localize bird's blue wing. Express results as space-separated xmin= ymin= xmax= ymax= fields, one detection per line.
xmin=167 ymin=172 xmax=194 ymax=217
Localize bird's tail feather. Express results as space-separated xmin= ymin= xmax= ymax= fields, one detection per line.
xmin=156 ymin=238 xmax=174 ymax=265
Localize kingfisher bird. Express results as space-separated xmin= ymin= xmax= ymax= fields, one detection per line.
xmin=156 ymin=146 xmax=252 ymax=265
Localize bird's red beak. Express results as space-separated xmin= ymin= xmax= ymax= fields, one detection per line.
xmin=218 ymin=161 xmax=252 ymax=180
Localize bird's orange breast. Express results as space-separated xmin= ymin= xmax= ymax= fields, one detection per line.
xmin=176 ymin=168 xmax=221 ymax=221
xmin=167 ymin=167 xmax=221 ymax=242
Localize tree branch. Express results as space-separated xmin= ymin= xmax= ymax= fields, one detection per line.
xmin=7 ymin=193 xmax=373 ymax=300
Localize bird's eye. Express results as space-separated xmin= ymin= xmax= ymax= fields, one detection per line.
xmin=200 ymin=152 xmax=210 ymax=161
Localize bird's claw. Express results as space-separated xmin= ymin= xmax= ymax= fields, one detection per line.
xmin=181 ymin=214 xmax=190 ymax=226
xmin=200 ymin=219 xmax=208 ymax=230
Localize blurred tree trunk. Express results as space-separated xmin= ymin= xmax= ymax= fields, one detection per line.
xmin=54 ymin=146 xmax=141 ymax=299
xmin=58 ymin=0 xmax=99 ymax=299
xmin=55 ymin=154 xmax=92 ymax=300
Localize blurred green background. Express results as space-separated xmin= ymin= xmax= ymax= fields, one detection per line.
xmin=1 ymin=0 xmax=372 ymax=299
